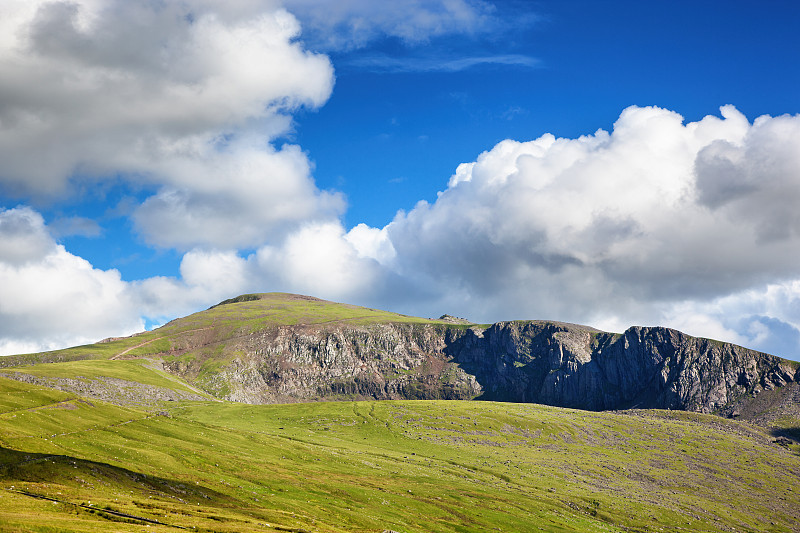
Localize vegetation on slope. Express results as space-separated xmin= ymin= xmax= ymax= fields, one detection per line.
xmin=0 ymin=293 xmax=486 ymax=404
xmin=0 ymin=358 xmax=214 ymax=406
xmin=0 ymin=293 xmax=462 ymax=369
xmin=1 ymin=375 xmax=798 ymax=533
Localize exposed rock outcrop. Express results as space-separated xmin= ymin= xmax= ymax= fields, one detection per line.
xmin=174 ymin=323 xmax=482 ymax=404
xmin=164 ymin=319 xmax=799 ymax=415
xmin=445 ymin=322 xmax=798 ymax=413
xmin=1 ymin=371 xmax=208 ymax=406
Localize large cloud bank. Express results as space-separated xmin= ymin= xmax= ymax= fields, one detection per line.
xmin=0 ymin=1 xmax=799 ymax=360
xmin=0 ymin=0 xmax=510 ymax=354
xmin=380 ymin=105 xmax=800 ymax=354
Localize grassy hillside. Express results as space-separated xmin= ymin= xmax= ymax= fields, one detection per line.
xmin=0 ymin=293 xmax=460 ymax=369
xmin=0 ymin=293 xmax=473 ymax=404
xmin=0 ymin=358 xmax=214 ymax=406
xmin=1 ymin=375 xmax=798 ymax=532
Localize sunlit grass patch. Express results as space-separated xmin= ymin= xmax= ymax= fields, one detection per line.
xmin=0 ymin=360 xmax=202 ymax=397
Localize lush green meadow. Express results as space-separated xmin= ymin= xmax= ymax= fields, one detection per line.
xmin=1 ymin=375 xmax=798 ymax=532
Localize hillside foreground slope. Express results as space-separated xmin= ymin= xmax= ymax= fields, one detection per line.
xmin=1 ymin=375 xmax=799 ymax=532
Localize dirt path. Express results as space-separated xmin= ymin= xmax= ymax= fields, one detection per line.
xmin=110 ymin=337 xmax=162 ymax=360
xmin=110 ymin=327 xmax=213 ymax=360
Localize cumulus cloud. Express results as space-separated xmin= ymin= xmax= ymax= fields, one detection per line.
xmin=695 ymin=113 xmax=800 ymax=241
xmin=128 ymin=221 xmax=405 ymax=326
xmin=0 ymin=0 xmax=336 ymax=249
xmin=253 ymin=221 xmax=391 ymax=301
xmin=123 ymin=104 xmax=800 ymax=358
xmin=0 ymin=206 xmax=54 ymax=265
xmin=132 ymin=249 xmax=255 ymax=324
xmin=0 ymin=207 xmax=142 ymax=355
xmin=0 ymin=208 xmax=263 ymax=355
xmin=692 ymin=281 xmax=800 ymax=357
xmin=0 ymin=0 xmax=537 ymax=354
xmin=344 ymin=223 xmax=397 ymax=265
xmin=7 ymin=105 xmax=800 ymax=360
xmin=0 ymin=209 xmax=398 ymax=355
xmin=132 ymin=143 xmax=345 ymax=250
xmin=349 ymin=105 xmax=800 ymax=358
xmin=4 ymin=103 xmax=800 ymax=360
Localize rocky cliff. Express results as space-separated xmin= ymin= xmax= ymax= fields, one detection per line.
xmin=164 ymin=317 xmax=799 ymax=414
xmin=446 ymin=321 xmax=798 ymax=412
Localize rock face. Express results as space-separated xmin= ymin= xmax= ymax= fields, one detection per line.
xmin=166 ymin=320 xmax=799 ymax=414
xmin=446 ymin=322 xmax=798 ymax=413
xmin=181 ymin=323 xmax=483 ymax=404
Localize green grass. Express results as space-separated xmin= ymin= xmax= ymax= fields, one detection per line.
xmin=0 ymin=358 xmax=216 ymax=409
xmin=0 ymin=338 xmax=145 ymax=367
xmin=1 ymin=376 xmax=798 ymax=532
xmin=0 ymin=360 xmax=205 ymax=398
xmin=0 ymin=293 xmax=797 ymax=530
xmin=171 ymin=292 xmax=454 ymax=330
xmin=0 ymin=293 xmax=482 ymax=401
xmin=0 ymin=293 xmax=469 ymax=372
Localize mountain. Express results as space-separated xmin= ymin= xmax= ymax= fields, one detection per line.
xmin=2 ymin=293 xmax=797 ymax=424
xmin=1 ymin=293 xmax=799 ymax=531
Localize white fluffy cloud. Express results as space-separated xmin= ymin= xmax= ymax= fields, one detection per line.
xmin=0 ymin=207 xmax=142 ymax=354
xmin=125 ymin=221 xmax=400 ymax=328
xmin=131 ymin=249 xmax=255 ymax=325
xmin=132 ymin=143 xmax=345 ymax=250
xmin=0 ymin=209 xmax=397 ymax=355
xmin=0 ymin=207 xmax=265 ymax=355
xmin=257 ymin=222 xmax=376 ymax=296
xmin=365 ymin=105 xmax=800 ymax=357
xmin=208 ymin=103 xmax=800 ymax=359
xmin=0 ymin=1 xmax=525 ymax=252
xmin=0 ymin=0 xmax=336 ymax=249
xmin=0 ymin=0 xmax=533 ymax=355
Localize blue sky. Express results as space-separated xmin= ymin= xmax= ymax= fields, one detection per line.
xmin=301 ymin=0 xmax=800 ymax=227
xmin=1 ymin=0 xmax=799 ymax=360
